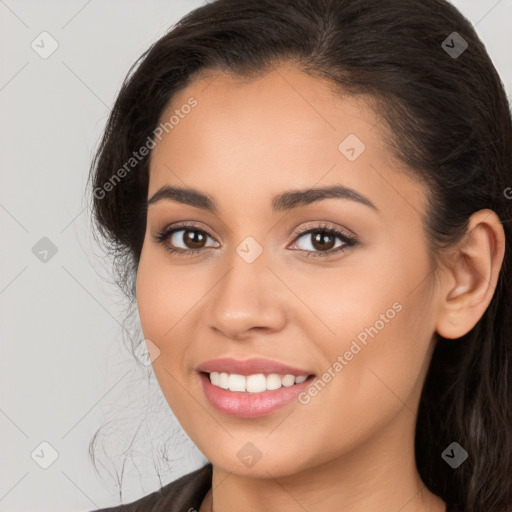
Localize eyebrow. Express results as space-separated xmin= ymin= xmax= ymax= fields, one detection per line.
xmin=146 ymin=184 xmax=378 ymax=213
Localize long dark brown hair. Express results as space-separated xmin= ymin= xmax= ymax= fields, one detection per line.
xmin=87 ymin=1 xmax=512 ymax=510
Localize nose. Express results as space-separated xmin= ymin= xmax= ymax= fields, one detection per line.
xmin=205 ymin=249 xmax=288 ymax=341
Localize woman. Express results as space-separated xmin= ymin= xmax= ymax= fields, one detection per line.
xmin=88 ymin=0 xmax=512 ymax=510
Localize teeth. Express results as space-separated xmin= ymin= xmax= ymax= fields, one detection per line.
xmin=218 ymin=372 xmax=229 ymax=389
xmin=208 ymin=372 xmax=310 ymax=393
xmin=228 ymin=373 xmax=246 ymax=392
xmin=265 ymin=373 xmax=282 ymax=391
xmin=247 ymin=373 xmax=267 ymax=393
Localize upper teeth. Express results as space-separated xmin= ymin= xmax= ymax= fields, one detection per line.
xmin=209 ymin=372 xmax=308 ymax=393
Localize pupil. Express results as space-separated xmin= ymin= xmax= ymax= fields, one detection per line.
xmin=313 ymin=231 xmax=334 ymax=251
xmin=186 ymin=230 xmax=205 ymax=248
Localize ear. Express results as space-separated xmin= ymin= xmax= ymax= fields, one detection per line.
xmin=436 ymin=209 xmax=505 ymax=339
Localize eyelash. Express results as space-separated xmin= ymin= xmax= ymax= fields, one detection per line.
xmin=153 ymin=222 xmax=358 ymax=258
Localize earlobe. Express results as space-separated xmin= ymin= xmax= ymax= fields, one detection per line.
xmin=436 ymin=209 xmax=505 ymax=340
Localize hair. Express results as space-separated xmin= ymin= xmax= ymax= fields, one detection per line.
xmin=87 ymin=0 xmax=512 ymax=510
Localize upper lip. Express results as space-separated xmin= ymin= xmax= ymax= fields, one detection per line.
xmin=197 ymin=357 xmax=314 ymax=376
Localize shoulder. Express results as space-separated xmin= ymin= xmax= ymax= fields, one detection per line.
xmin=89 ymin=462 xmax=213 ymax=512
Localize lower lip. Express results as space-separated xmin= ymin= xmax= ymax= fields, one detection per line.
xmin=199 ymin=372 xmax=316 ymax=419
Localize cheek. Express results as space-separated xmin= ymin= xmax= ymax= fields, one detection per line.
xmin=135 ymin=245 xmax=217 ymax=399
xmin=310 ymin=245 xmax=436 ymax=419
xmin=136 ymin=243 xmax=200 ymax=341
xmin=135 ymin=251 xmax=204 ymax=425
xmin=135 ymin=248 xmax=191 ymax=380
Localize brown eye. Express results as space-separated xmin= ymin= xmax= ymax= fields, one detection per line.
xmin=289 ymin=225 xmax=357 ymax=258
xmin=153 ymin=225 xmax=219 ymax=255
xmin=310 ymin=231 xmax=337 ymax=251
xmin=179 ymin=229 xmax=207 ymax=249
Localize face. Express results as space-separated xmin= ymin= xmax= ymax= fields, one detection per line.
xmin=136 ymin=64 xmax=441 ymax=478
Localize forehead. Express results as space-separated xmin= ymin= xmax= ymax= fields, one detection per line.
xmin=147 ymin=64 xmax=427 ymax=219
xmin=153 ymin=64 xmax=381 ymax=159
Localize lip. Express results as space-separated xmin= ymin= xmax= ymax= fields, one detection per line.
xmin=196 ymin=357 xmax=314 ymax=376
xmin=199 ymin=372 xmax=316 ymax=419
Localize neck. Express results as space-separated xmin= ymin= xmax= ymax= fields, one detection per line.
xmin=205 ymin=406 xmax=446 ymax=512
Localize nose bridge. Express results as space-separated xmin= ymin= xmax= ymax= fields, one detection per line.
xmin=206 ymin=236 xmax=286 ymax=337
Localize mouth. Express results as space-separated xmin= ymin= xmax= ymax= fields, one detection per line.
xmin=198 ymin=371 xmax=316 ymax=419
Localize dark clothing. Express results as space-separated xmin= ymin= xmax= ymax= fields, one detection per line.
xmin=91 ymin=463 xmax=212 ymax=512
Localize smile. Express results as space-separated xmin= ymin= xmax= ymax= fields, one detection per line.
xmin=208 ymin=371 xmax=309 ymax=393
xmin=199 ymin=371 xmax=316 ymax=418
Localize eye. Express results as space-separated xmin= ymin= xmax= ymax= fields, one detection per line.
xmin=153 ymin=223 xmax=219 ymax=257
xmin=288 ymin=224 xmax=358 ymax=258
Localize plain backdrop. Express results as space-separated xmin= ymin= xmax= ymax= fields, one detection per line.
xmin=1 ymin=1 xmax=511 ymax=510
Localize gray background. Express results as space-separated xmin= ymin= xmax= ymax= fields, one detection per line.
xmin=1 ymin=1 xmax=511 ymax=510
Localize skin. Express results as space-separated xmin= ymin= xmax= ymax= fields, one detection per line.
xmin=135 ymin=63 xmax=505 ymax=512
